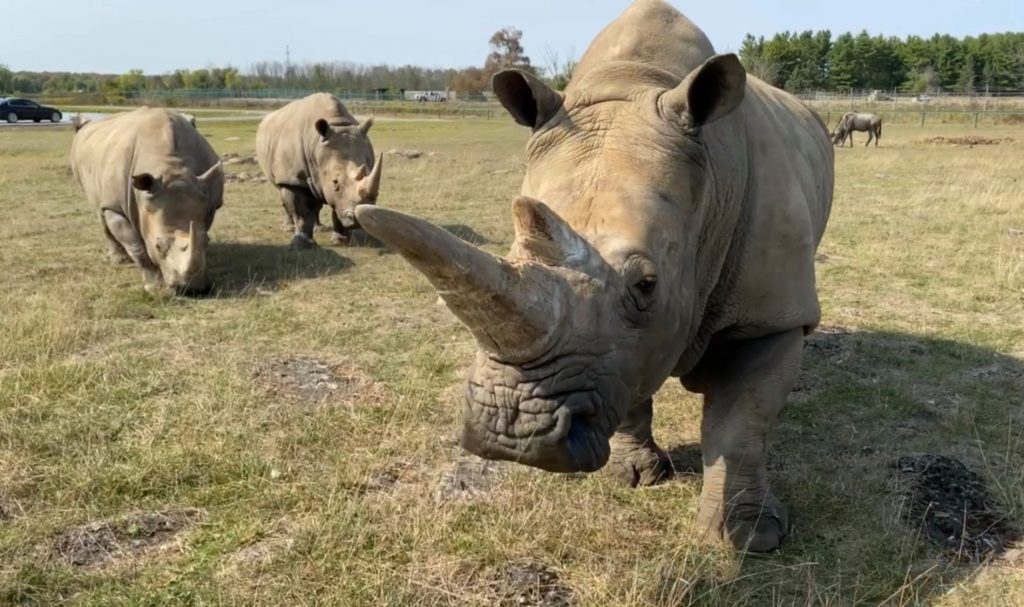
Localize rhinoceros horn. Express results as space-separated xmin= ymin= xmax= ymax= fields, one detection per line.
xmin=358 ymin=152 xmax=384 ymax=201
xmin=354 ymin=200 xmax=573 ymax=362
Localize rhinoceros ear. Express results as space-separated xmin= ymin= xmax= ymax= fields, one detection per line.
xmin=132 ymin=173 xmax=158 ymax=193
xmin=493 ymin=69 xmax=563 ymax=130
xmin=510 ymin=197 xmax=589 ymax=267
xmin=358 ymin=116 xmax=374 ymax=136
xmin=661 ymin=53 xmax=746 ymax=128
xmin=314 ymin=118 xmax=332 ymax=141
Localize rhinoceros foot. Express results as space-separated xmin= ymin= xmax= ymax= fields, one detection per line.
xmin=698 ymin=488 xmax=789 ymax=553
xmin=606 ymin=437 xmax=671 ymax=488
xmin=108 ymin=248 xmax=133 ymax=266
xmin=289 ymin=234 xmax=318 ymax=250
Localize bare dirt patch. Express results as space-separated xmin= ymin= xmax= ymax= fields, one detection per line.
xmin=435 ymin=451 xmax=513 ymax=502
xmin=254 ymin=356 xmax=380 ymax=406
xmin=894 ymin=455 xmax=1021 ymax=563
xmin=486 ymin=561 xmax=573 ymax=607
xmin=921 ymin=136 xmax=1014 ymax=146
xmin=48 ymin=508 xmax=204 ymax=568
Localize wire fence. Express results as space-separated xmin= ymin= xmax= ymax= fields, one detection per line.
xmin=31 ymin=88 xmax=1024 ymax=126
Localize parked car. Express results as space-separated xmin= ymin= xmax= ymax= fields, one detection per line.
xmin=868 ymin=90 xmax=892 ymax=102
xmin=0 ymin=98 xmax=63 ymax=123
xmin=415 ymin=91 xmax=448 ymax=103
xmin=915 ymin=94 xmax=932 ymax=104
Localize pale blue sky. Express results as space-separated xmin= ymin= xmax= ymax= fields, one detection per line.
xmin=3 ymin=0 xmax=1021 ymax=74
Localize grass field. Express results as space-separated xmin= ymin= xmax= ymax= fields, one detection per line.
xmin=0 ymin=116 xmax=1022 ymax=606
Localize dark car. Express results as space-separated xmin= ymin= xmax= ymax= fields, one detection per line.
xmin=0 ymin=98 xmax=63 ymax=123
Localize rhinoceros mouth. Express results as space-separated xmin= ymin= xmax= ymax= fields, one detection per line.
xmin=458 ymin=357 xmax=622 ymax=473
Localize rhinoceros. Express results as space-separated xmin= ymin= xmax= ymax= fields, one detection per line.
xmin=356 ymin=0 xmax=833 ymax=552
xmin=832 ymin=112 xmax=882 ymax=147
xmin=256 ymin=93 xmax=382 ymax=248
xmin=70 ymin=107 xmax=224 ymax=295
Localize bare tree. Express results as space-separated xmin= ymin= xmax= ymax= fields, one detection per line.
xmin=542 ymin=45 xmax=576 ymax=91
xmin=485 ymin=27 xmax=535 ymax=75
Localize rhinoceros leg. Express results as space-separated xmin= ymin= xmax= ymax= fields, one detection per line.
xmin=606 ymin=398 xmax=671 ymax=487
xmin=279 ymin=206 xmax=295 ymax=232
xmin=279 ymin=186 xmax=320 ymax=250
xmin=99 ymin=210 xmax=132 ymax=265
xmin=693 ymin=327 xmax=802 ymax=553
xmin=102 ymin=209 xmax=161 ymax=288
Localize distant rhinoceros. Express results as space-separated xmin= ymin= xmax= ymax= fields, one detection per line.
xmin=256 ymin=93 xmax=382 ymax=248
xmin=832 ymin=112 xmax=882 ymax=147
xmin=70 ymin=107 xmax=224 ymax=295
xmin=356 ymin=0 xmax=833 ymax=553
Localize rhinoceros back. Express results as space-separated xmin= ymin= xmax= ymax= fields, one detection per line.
xmin=70 ymin=107 xmax=221 ymax=220
xmin=698 ymin=76 xmax=834 ymax=340
xmin=256 ymin=93 xmax=359 ymax=193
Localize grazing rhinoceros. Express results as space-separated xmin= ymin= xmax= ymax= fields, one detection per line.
xmin=356 ymin=0 xmax=833 ymax=552
xmin=70 ymin=107 xmax=224 ymax=295
xmin=256 ymin=93 xmax=382 ymax=248
xmin=832 ymin=112 xmax=882 ymax=147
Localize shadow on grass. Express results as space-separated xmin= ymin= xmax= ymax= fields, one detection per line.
xmin=658 ymin=329 xmax=1023 ymax=603
xmin=207 ymin=241 xmax=353 ymax=296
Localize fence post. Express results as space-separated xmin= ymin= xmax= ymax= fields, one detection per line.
xmin=974 ymin=112 xmax=980 ymax=128
xmin=920 ymin=112 xmax=926 ymax=127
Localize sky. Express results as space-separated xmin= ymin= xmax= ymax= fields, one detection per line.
xmin=3 ymin=0 xmax=1022 ymax=74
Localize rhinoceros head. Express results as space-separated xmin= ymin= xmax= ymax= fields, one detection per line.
xmin=357 ymin=53 xmax=745 ymax=473
xmin=131 ymin=162 xmax=223 ymax=295
xmin=313 ymin=117 xmax=382 ymax=228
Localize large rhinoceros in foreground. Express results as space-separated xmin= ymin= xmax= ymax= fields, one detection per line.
xmin=357 ymin=0 xmax=834 ymax=552
xmin=256 ymin=93 xmax=382 ymax=249
xmin=70 ymin=107 xmax=224 ymax=295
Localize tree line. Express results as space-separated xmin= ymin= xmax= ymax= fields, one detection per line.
xmin=0 ymin=27 xmax=546 ymax=99
xmin=4 ymin=28 xmax=1021 ymax=100
xmin=740 ymin=30 xmax=1024 ymax=93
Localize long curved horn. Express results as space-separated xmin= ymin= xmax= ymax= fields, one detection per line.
xmin=359 ymin=152 xmax=384 ymax=201
xmin=355 ymin=206 xmax=561 ymax=361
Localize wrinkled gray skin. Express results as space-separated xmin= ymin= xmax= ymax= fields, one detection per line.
xmin=70 ymin=108 xmax=224 ymax=295
xmin=356 ymin=0 xmax=833 ymax=553
xmin=256 ymin=93 xmax=382 ymax=249
xmin=832 ymin=112 xmax=882 ymax=147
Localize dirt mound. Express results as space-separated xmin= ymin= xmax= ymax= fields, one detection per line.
xmin=254 ymin=356 xmax=379 ymax=406
xmin=894 ymin=455 xmax=1021 ymax=562
xmin=921 ymin=136 xmax=1014 ymax=146
xmin=49 ymin=508 xmax=204 ymax=568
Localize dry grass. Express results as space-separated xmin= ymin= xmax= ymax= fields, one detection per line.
xmin=0 ymin=116 xmax=1022 ymax=606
